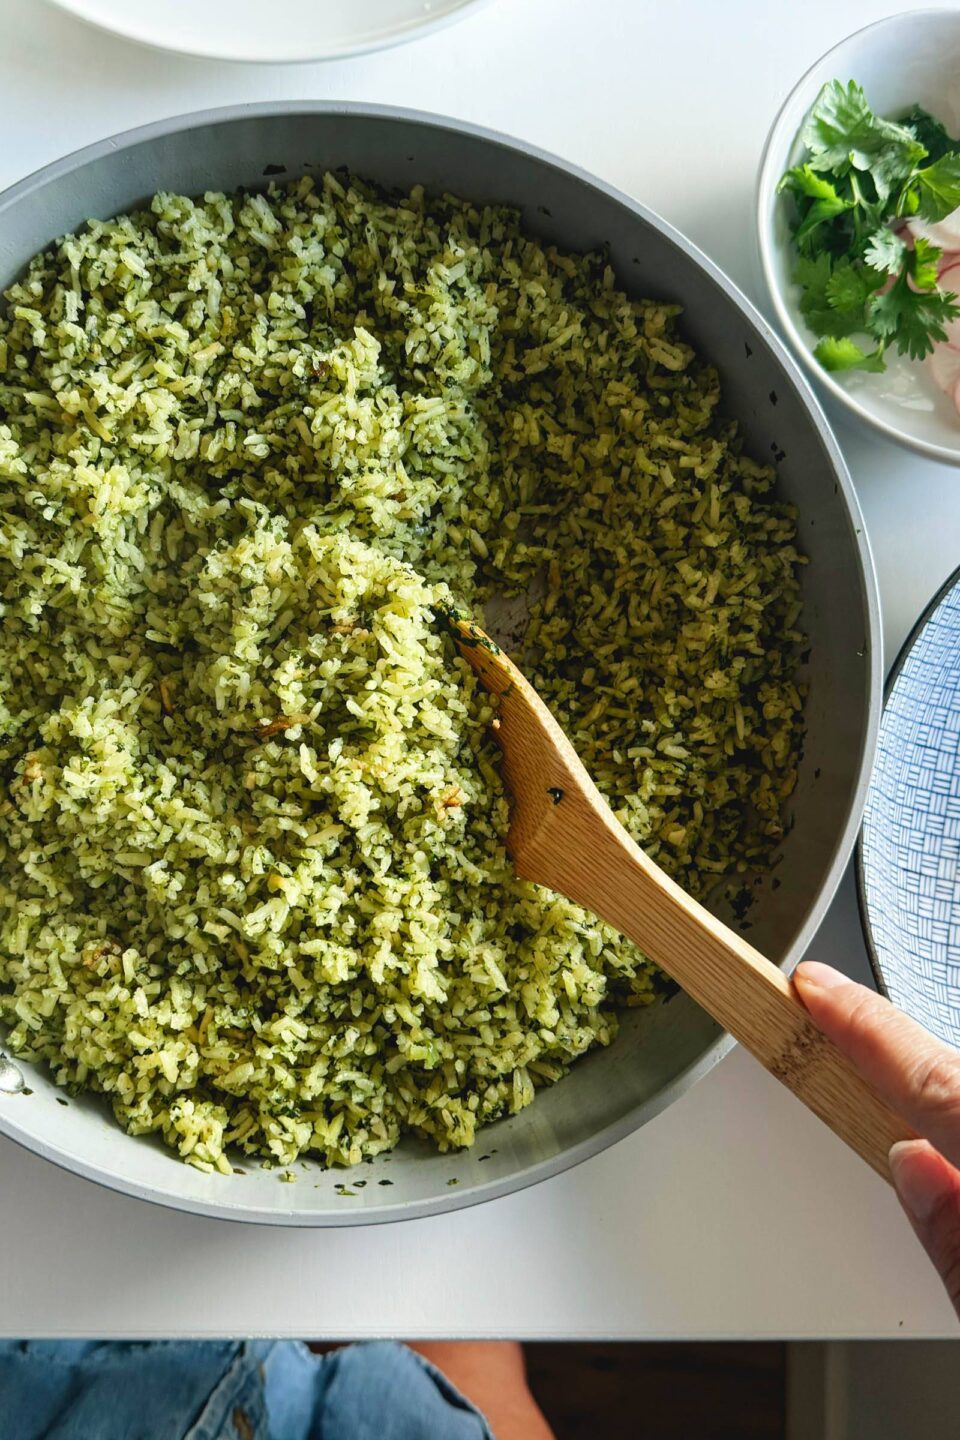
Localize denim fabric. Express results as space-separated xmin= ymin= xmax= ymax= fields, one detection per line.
xmin=309 ymin=1343 xmax=493 ymax=1440
xmin=0 ymin=1340 xmax=495 ymax=1440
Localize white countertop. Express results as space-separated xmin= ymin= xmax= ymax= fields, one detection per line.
xmin=1 ymin=0 xmax=958 ymax=1339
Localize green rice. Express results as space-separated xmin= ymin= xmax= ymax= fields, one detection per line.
xmin=0 ymin=174 xmax=805 ymax=1172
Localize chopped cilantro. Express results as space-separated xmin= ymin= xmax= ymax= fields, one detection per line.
xmin=901 ymin=104 xmax=960 ymax=165
xmin=813 ymin=337 xmax=885 ymax=373
xmin=779 ymin=81 xmax=960 ymax=373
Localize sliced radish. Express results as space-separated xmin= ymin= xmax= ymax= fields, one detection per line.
xmin=939 ymin=259 xmax=960 ymax=294
xmin=908 ymin=207 xmax=960 ymax=251
xmin=935 ymin=270 xmax=960 ymax=352
xmin=870 ymin=221 xmax=960 ymax=401
xmin=929 ymin=341 xmax=960 ymax=393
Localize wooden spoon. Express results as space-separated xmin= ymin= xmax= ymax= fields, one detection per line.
xmin=449 ymin=614 xmax=913 ymax=1180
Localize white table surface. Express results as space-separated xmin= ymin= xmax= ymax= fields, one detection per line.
xmin=1 ymin=0 xmax=958 ymax=1340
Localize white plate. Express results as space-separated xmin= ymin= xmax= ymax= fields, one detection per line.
xmin=43 ymin=0 xmax=493 ymax=64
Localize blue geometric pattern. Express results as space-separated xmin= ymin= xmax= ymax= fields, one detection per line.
xmin=860 ymin=575 xmax=960 ymax=1049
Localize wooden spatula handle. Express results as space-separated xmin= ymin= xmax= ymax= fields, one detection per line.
xmin=516 ymin=798 xmax=915 ymax=1180
xmin=451 ymin=617 xmax=915 ymax=1180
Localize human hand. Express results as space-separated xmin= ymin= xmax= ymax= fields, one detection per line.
xmin=795 ymin=961 xmax=960 ymax=1319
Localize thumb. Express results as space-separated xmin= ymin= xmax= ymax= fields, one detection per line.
xmin=889 ymin=1140 xmax=960 ymax=1319
xmin=793 ymin=961 xmax=960 ymax=1167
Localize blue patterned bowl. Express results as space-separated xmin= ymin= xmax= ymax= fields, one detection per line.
xmin=858 ymin=568 xmax=960 ymax=1047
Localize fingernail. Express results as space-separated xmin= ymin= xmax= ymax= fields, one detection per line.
xmin=889 ymin=1141 xmax=952 ymax=1224
xmin=794 ymin=960 xmax=846 ymax=991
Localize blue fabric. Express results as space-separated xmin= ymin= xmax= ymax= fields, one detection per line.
xmin=0 ymin=1340 xmax=496 ymax=1440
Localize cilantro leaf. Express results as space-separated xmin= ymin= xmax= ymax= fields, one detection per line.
xmin=915 ymin=153 xmax=960 ymax=220
xmin=870 ymin=142 xmax=928 ymax=207
xmin=825 ymin=258 xmax=879 ymax=317
xmin=902 ymin=104 xmax=959 ymax=164
xmin=814 ymin=336 xmax=886 ymax=372
xmin=779 ymin=164 xmax=848 ymax=204
xmin=910 ymin=235 xmax=941 ymax=291
xmin=863 ymin=226 xmax=906 ymax=274
xmin=867 ymin=273 xmax=960 ymax=360
xmin=782 ymin=84 xmax=960 ymax=374
xmin=794 ymin=254 xmax=862 ymax=337
xmin=893 ymin=291 xmax=956 ymax=360
xmin=779 ymin=164 xmax=852 ymax=249
xmin=793 ymin=251 xmax=833 ymax=326
xmin=794 ymin=252 xmax=832 ymax=295
xmin=865 ymin=276 xmax=908 ymax=342
xmin=802 ymin=80 xmax=926 ymax=200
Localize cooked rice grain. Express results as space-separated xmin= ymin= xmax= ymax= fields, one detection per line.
xmin=0 ymin=176 xmax=805 ymax=1171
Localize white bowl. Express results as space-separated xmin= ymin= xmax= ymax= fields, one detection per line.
xmin=757 ymin=8 xmax=960 ymax=466
xmin=42 ymin=0 xmax=494 ymax=64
